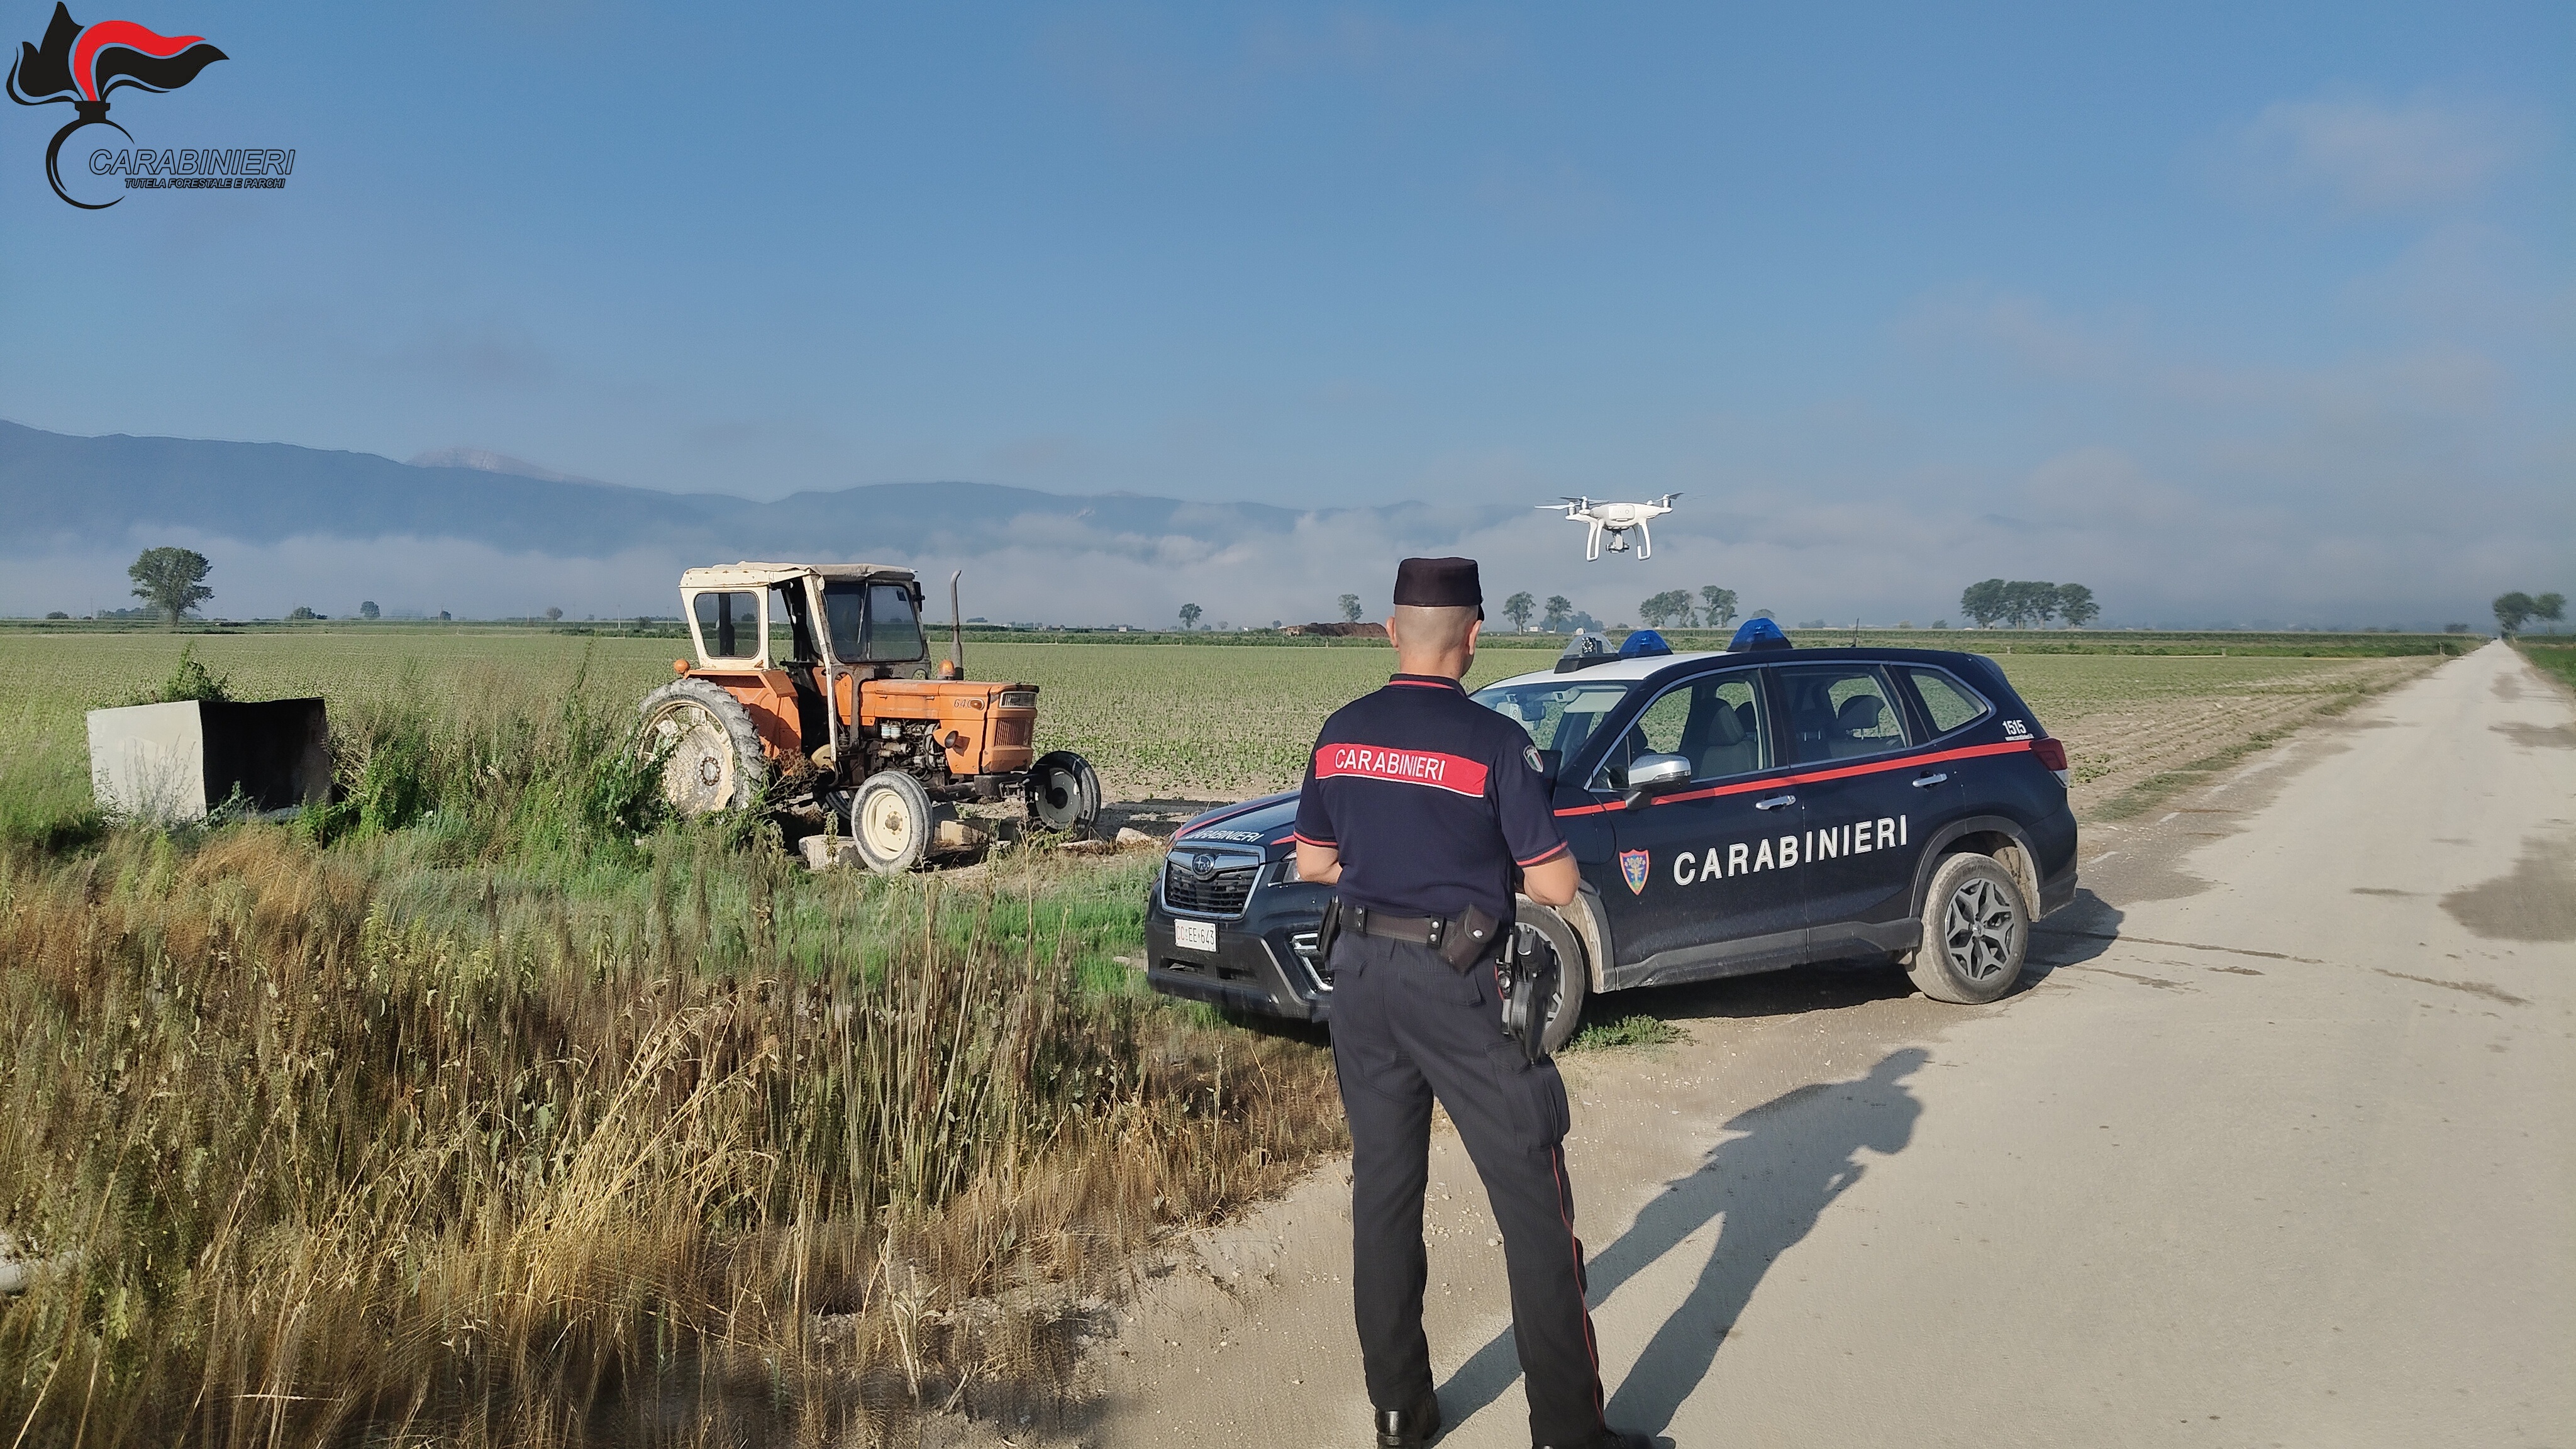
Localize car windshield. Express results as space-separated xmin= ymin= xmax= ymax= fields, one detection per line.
xmin=1470 ymin=679 xmax=1637 ymax=758
xmin=823 ymin=580 xmax=926 ymax=662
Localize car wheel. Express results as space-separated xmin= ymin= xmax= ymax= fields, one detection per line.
xmin=1907 ymin=851 xmax=2030 ymax=1004
xmin=850 ymin=770 xmax=934 ymax=874
xmin=1514 ymin=899 xmax=1590 ymax=1057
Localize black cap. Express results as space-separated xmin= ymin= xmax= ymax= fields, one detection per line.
xmin=1393 ymin=557 xmax=1484 ymax=618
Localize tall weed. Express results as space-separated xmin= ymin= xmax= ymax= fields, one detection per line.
xmin=0 ymin=830 xmax=1338 ymax=1446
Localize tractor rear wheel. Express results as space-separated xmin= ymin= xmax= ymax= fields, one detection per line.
xmin=1024 ymin=750 xmax=1102 ymax=836
xmin=638 ymin=679 xmax=769 ymax=816
xmin=850 ymin=770 xmax=934 ymax=874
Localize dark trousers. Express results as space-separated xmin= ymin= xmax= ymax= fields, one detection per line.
xmin=1330 ymin=932 xmax=1605 ymax=1447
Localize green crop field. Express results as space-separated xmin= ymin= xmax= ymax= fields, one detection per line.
xmin=0 ymin=625 xmax=2464 ymax=831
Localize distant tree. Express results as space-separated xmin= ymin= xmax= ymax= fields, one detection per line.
xmin=2055 ymin=583 xmax=2100 ymax=628
xmin=1932 ymin=618 xmax=1948 ymax=630
xmin=2443 ymin=623 xmax=2467 ymax=634
xmin=1699 ymin=586 xmax=1738 ymax=631
xmin=1337 ymin=593 xmax=1363 ymax=624
xmin=544 ymin=606 xmax=564 ymax=622
xmin=288 ymin=605 xmax=317 ymax=621
xmin=128 ymin=546 xmax=213 ymax=628
xmin=2534 ymin=592 xmax=2567 ymax=633
xmin=438 ymin=610 xmax=452 ymax=621
xmin=2492 ymin=591 xmax=2535 ymax=636
xmin=1179 ymin=602 xmax=1204 ymax=630
xmin=1542 ymin=594 xmax=1574 ymax=631
xmin=1638 ymin=589 xmax=1696 ymax=628
xmin=1959 ymin=579 xmax=2008 ymax=628
xmin=359 ymin=600 xmax=381 ymax=620
xmin=43 ymin=611 xmax=68 ymax=620
xmin=2002 ymin=580 xmax=2059 ymax=628
xmin=1503 ymin=591 xmax=1536 ymax=631
xmin=1750 ymin=608 xmax=1775 ymax=621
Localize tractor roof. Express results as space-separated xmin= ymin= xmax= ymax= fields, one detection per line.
xmin=679 ymin=562 xmax=918 ymax=589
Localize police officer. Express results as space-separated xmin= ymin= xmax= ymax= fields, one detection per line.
xmin=1294 ymin=557 xmax=1652 ymax=1449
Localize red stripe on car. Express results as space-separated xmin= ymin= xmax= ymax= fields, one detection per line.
xmin=1553 ymin=739 xmax=2035 ymax=817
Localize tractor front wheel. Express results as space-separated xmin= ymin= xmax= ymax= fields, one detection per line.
xmin=1024 ymin=750 xmax=1102 ymax=836
xmin=638 ymin=679 xmax=769 ymax=816
xmin=850 ymin=770 xmax=934 ymax=874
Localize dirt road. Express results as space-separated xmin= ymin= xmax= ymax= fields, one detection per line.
xmin=1013 ymin=640 xmax=2569 ymax=1449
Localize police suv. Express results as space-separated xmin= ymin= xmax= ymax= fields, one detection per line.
xmin=1144 ymin=628 xmax=2078 ymax=1053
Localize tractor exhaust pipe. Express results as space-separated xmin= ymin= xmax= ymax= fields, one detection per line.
xmin=948 ymin=570 xmax=965 ymax=679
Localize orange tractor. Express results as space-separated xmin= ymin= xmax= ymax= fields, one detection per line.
xmin=637 ymin=562 xmax=1099 ymax=871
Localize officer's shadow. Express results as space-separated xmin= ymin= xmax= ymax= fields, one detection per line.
xmin=1438 ymin=1048 xmax=1929 ymax=1439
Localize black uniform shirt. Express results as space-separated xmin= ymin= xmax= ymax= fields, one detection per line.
xmin=1294 ymin=673 xmax=1570 ymax=924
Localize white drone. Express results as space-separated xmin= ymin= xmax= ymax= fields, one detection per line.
xmin=1541 ymin=494 xmax=1680 ymax=561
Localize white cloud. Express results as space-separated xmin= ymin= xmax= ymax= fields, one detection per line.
xmin=2236 ymin=95 xmax=2536 ymax=213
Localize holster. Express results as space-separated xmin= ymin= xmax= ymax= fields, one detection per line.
xmin=1496 ymin=924 xmax=1560 ymax=1064
xmin=1435 ymin=902 xmax=1501 ymax=972
xmin=1317 ymin=896 xmax=1344 ymax=961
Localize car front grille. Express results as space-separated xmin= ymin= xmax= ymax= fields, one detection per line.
xmin=1163 ymin=858 xmax=1260 ymax=916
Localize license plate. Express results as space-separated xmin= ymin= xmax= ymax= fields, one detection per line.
xmin=1174 ymin=919 xmax=1218 ymax=953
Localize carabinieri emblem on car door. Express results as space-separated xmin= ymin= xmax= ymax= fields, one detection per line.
xmin=1619 ymin=848 xmax=1650 ymax=894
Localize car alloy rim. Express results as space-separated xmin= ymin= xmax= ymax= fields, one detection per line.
xmin=1943 ymin=877 xmax=2016 ymax=982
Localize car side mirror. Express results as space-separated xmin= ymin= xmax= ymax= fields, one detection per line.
xmin=1622 ymin=752 xmax=1692 ymax=806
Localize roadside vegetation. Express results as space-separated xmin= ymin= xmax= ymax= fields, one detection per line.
xmin=0 ymin=628 xmax=2470 ymax=1443
xmin=2513 ymin=636 xmax=2576 ymax=692
xmin=0 ymin=652 xmax=1345 ymax=1446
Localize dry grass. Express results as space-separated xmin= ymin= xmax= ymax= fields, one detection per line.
xmin=0 ymin=828 xmax=1342 ymax=1446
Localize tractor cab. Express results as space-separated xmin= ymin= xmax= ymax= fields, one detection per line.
xmin=640 ymin=562 xmax=1099 ymax=871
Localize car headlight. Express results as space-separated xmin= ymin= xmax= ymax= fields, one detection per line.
xmin=1274 ymin=849 xmax=1300 ymax=883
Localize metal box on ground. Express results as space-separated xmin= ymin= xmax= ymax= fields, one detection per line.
xmin=86 ymin=698 xmax=331 ymax=823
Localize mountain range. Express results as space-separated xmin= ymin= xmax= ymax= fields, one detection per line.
xmin=0 ymin=420 xmax=1533 ymax=623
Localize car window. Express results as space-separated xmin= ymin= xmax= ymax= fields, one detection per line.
xmin=1472 ymin=680 xmax=1636 ymax=759
xmin=692 ymin=590 xmax=762 ymax=660
xmin=1593 ymin=672 xmax=1772 ymax=786
xmin=1902 ymin=666 xmax=1992 ymax=736
xmin=1777 ymin=664 xmax=1911 ymax=763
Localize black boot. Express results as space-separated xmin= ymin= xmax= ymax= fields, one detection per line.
xmin=1375 ymin=1392 xmax=1442 ymax=1448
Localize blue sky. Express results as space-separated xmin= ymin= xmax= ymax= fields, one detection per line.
xmin=1 ymin=2 xmax=2566 ymax=626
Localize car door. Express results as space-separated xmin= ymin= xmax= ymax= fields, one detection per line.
xmin=1888 ymin=657 xmax=2011 ymax=863
xmin=1597 ymin=667 xmax=1809 ymax=985
xmin=1770 ymin=661 xmax=1935 ymax=955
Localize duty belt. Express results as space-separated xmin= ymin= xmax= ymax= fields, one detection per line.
xmin=1342 ymin=902 xmax=1502 ymax=969
xmin=1345 ymin=906 xmax=1448 ymax=947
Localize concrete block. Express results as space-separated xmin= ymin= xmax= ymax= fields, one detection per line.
xmin=86 ymin=698 xmax=330 ymax=823
xmin=800 ymin=834 xmax=864 ymax=871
